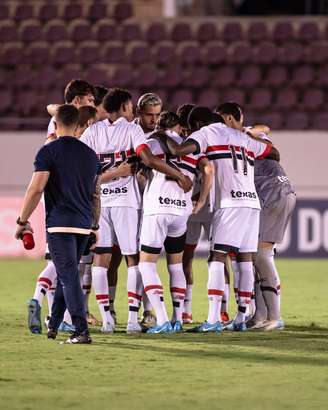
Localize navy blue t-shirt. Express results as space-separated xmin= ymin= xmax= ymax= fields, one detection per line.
xmin=34 ymin=137 xmax=102 ymax=230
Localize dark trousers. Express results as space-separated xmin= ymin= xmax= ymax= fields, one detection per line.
xmin=47 ymin=232 xmax=89 ymax=334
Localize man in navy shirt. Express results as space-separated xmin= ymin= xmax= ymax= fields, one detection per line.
xmin=15 ymin=104 xmax=101 ymax=344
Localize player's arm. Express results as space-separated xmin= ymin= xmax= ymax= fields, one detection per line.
xmin=47 ymin=104 xmax=59 ymax=117
xmin=248 ymin=134 xmax=280 ymax=162
xmin=246 ymin=124 xmax=271 ymax=136
xmin=100 ymin=160 xmax=136 ymax=183
xmin=192 ymin=158 xmax=213 ymax=214
xmin=138 ymin=146 xmax=193 ymax=193
xmin=91 ymin=175 xmax=101 ymax=229
xmin=151 ymin=131 xmax=198 ymax=156
xmin=15 ymin=171 xmax=49 ymax=239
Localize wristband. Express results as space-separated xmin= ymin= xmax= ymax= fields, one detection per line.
xmin=91 ymin=224 xmax=99 ymax=231
xmin=16 ymin=217 xmax=28 ymax=226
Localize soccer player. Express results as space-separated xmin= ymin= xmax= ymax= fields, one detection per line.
xmin=15 ymin=104 xmax=102 ymax=344
xmin=80 ymin=88 xmax=192 ymax=334
xmin=139 ymin=111 xmax=211 ymax=333
xmin=136 ymin=93 xmax=162 ymax=135
xmin=161 ymin=106 xmax=279 ymax=332
xmin=93 ymin=85 xmax=109 ymax=121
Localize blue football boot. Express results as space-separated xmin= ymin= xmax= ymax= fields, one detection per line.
xmin=172 ymin=321 xmax=183 ymax=333
xmin=58 ymin=321 xmax=76 ymax=333
xmin=224 ymin=321 xmax=247 ymax=332
xmin=147 ymin=321 xmax=173 ymax=334
xmin=188 ymin=320 xmax=223 ymax=333
xmin=27 ymin=298 xmax=42 ymax=334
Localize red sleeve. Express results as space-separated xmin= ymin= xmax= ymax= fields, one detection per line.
xmin=135 ymin=143 xmax=149 ymax=156
xmin=257 ymin=144 xmax=272 ymax=160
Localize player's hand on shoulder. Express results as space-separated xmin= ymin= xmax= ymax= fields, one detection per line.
xmin=117 ymin=159 xmax=137 ymax=177
xmin=177 ymin=174 xmax=193 ymax=193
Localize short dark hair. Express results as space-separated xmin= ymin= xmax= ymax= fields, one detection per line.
xmin=78 ymin=106 xmax=97 ymax=127
xmin=56 ymin=104 xmax=79 ymax=127
xmin=103 ymin=88 xmax=132 ymax=113
xmin=188 ymin=106 xmax=224 ymax=132
xmin=64 ymin=79 xmax=94 ymax=103
xmin=215 ymin=102 xmax=243 ymax=122
xmin=176 ymin=103 xmax=195 ymax=128
xmin=93 ymin=85 xmax=108 ymax=107
xmin=157 ymin=111 xmax=180 ymax=130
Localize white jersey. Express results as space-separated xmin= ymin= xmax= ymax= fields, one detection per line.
xmin=188 ymin=122 xmax=271 ymax=210
xmin=143 ymin=130 xmax=204 ymax=217
xmin=80 ymin=117 xmax=148 ymax=209
xmin=47 ymin=117 xmax=56 ymax=140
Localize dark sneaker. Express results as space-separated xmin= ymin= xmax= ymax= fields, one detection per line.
xmin=27 ymin=298 xmax=42 ymax=334
xmin=62 ymin=331 xmax=92 ymax=344
xmin=47 ymin=328 xmax=57 ymax=339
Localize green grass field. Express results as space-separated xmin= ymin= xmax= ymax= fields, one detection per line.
xmin=0 ymin=258 xmax=327 ymax=410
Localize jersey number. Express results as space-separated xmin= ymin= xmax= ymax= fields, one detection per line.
xmin=229 ymin=145 xmax=248 ymax=176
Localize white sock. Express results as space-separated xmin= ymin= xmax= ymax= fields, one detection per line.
xmin=92 ymin=266 xmax=113 ymax=325
xmin=108 ymin=286 xmax=116 ymax=312
xmin=254 ymin=278 xmax=267 ymax=322
xmin=82 ymin=264 xmax=92 ymax=313
xmin=235 ymin=261 xmax=254 ymax=323
xmin=207 ymin=261 xmax=225 ymax=324
xmin=139 ymin=262 xmax=169 ymax=326
xmin=168 ymin=263 xmax=186 ymax=323
xmin=184 ymin=284 xmax=193 ymax=315
xmin=142 ymin=290 xmax=153 ymax=312
xmin=33 ymin=261 xmax=57 ymax=307
xmin=63 ymin=309 xmax=72 ymax=325
xmin=127 ymin=265 xmax=143 ymax=324
xmin=231 ymin=258 xmax=239 ymax=304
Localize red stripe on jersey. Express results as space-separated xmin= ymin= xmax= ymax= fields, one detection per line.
xmin=170 ymin=287 xmax=186 ymax=294
xmin=156 ymin=154 xmax=165 ymax=159
xmin=135 ymin=144 xmax=149 ymax=156
xmin=256 ymin=144 xmax=272 ymax=160
xmin=128 ymin=291 xmax=142 ymax=301
xmin=181 ymin=156 xmax=198 ymax=166
xmin=206 ymin=145 xmax=255 ymax=158
xmin=96 ymin=294 xmax=109 ymax=300
xmin=144 ymin=285 xmax=163 ymax=292
xmin=208 ymin=289 xmax=224 ymax=296
xmin=38 ymin=277 xmax=52 ymax=287
xmin=238 ymin=291 xmax=252 ymax=298
xmin=197 ymin=155 xmax=207 ymax=165
xmin=228 ymin=251 xmax=237 ymax=258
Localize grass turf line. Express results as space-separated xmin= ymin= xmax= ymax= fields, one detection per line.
xmin=0 ymin=258 xmax=327 ymax=410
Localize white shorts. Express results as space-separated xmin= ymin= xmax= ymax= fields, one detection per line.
xmin=185 ymin=219 xmax=212 ymax=246
xmin=96 ymin=207 xmax=141 ymax=255
xmin=210 ymin=208 xmax=260 ymax=253
xmin=140 ymin=213 xmax=188 ymax=254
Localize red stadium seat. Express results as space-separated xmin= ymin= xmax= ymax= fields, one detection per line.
xmin=159 ymin=66 xmax=183 ymax=88
xmin=0 ymin=4 xmax=9 ymax=20
xmin=88 ymin=3 xmax=108 ymax=22
xmin=305 ymin=42 xmax=328 ymax=64
xmin=229 ymin=42 xmax=253 ymax=64
xmin=152 ymin=41 xmax=176 ymax=65
xmin=16 ymin=89 xmax=40 ymax=116
xmin=316 ymin=64 xmax=328 ymax=86
xmin=44 ymin=20 xmax=67 ymax=42
xmin=119 ymin=22 xmax=142 ymax=41
xmin=26 ymin=42 xmax=50 ymax=65
xmin=77 ymin=41 xmax=100 ymax=65
xmin=145 ymin=22 xmax=167 ymax=43
xmin=85 ymin=64 xmax=111 ymax=87
xmin=171 ymin=22 xmax=193 ymax=42
xmin=0 ymin=88 xmax=13 ymax=112
xmin=134 ymin=65 xmax=157 ymax=88
xmin=301 ymin=88 xmax=324 ymax=110
xmin=58 ymin=63 xmax=84 ymax=85
xmin=196 ymin=89 xmax=219 ymax=108
xmin=313 ymin=112 xmax=328 ymax=130
xmin=196 ymin=22 xmax=217 ymax=42
xmin=170 ymin=89 xmax=194 ymax=110
xmin=184 ymin=67 xmax=210 ymax=88
xmin=0 ymin=22 xmax=18 ymax=42
xmin=37 ymin=67 xmax=59 ymax=87
xmin=51 ymin=41 xmax=75 ymax=65
xmin=95 ymin=19 xmax=117 ymax=41
xmin=223 ymin=88 xmax=246 ymax=106
xmin=247 ymin=21 xmax=268 ymax=43
xmin=1 ymin=43 xmax=24 ymax=66
xmin=285 ymin=112 xmax=309 ymax=130
xmin=222 ymin=22 xmax=243 ymax=42
xmin=204 ymin=42 xmax=228 ymax=65
xmin=68 ymin=19 xmax=92 ymax=42
xmin=265 ymin=66 xmax=288 ymax=88
xmin=258 ymin=112 xmax=283 ymax=130
xmin=19 ymin=20 xmax=43 ymax=43
xmin=275 ymin=88 xmax=298 ymax=109
xmin=278 ymin=41 xmax=304 ymax=64
xmin=291 ymin=65 xmax=315 ymax=87
xmin=63 ymin=4 xmax=83 ymax=20
xmin=109 ymin=64 xmax=133 ymax=87
xmin=248 ymin=88 xmax=272 ymax=110
xmin=14 ymin=4 xmax=34 ymax=22
xmin=177 ymin=42 xmax=202 ymax=65
xmin=112 ymin=2 xmax=134 ymax=21
xmin=272 ymin=21 xmax=294 ymax=43
xmin=102 ymin=41 xmax=126 ymax=64
xmin=212 ymin=65 xmax=236 ymax=87
xmin=38 ymin=4 xmax=58 ymax=22
xmin=298 ymin=22 xmax=320 ymax=43
xmin=253 ymin=41 xmax=277 ymax=64
xmin=126 ymin=41 xmax=150 ymax=65
xmin=238 ymin=65 xmax=262 ymax=88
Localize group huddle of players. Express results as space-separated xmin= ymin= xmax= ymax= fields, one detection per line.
xmin=27 ymin=79 xmax=296 ymax=335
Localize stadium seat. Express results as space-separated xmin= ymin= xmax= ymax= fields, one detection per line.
xmin=212 ymin=65 xmax=236 ymax=87
xmin=145 ymin=22 xmax=167 ymax=43
xmin=177 ymin=42 xmax=202 ymax=64
xmin=247 ymin=21 xmax=268 ymax=43
xmin=248 ymin=88 xmax=272 ymax=110
xmin=38 ymin=4 xmax=58 ymax=22
xmin=126 ymin=41 xmax=151 ymax=65
xmin=204 ymin=42 xmax=228 ymax=65
xmin=44 ymin=20 xmax=67 ymax=42
xmin=298 ymin=22 xmax=320 ymax=43
xmin=313 ymin=112 xmax=328 ymax=129
xmin=26 ymin=42 xmax=50 ymax=65
xmin=119 ymin=22 xmax=142 ymax=41
xmin=272 ymin=21 xmax=294 ymax=43
xmin=222 ymin=22 xmax=243 ymax=42
xmin=102 ymin=41 xmax=126 ymax=64
xmin=152 ymin=41 xmax=176 ymax=65
xmin=150 ymin=89 xmax=168 ymax=105
xmin=85 ymin=64 xmax=111 ymax=87
xmin=238 ymin=65 xmax=262 ymax=88
xmin=77 ymin=41 xmax=101 ymax=65
xmin=316 ymin=64 xmax=328 ymax=86
xmin=196 ymin=22 xmax=217 ymax=42
xmin=14 ymin=4 xmax=34 ymax=22
xmin=37 ymin=67 xmax=58 ymax=87
xmin=95 ymin=19 xmax=117 ymax=41
xmin=229 ymin=42 xmax=253 ymax=64
xmin=0 ymin=88 xmax=13 ymax=112
xmin=19 ymin=20 xmax=43 ymax=43
xmin=88 ymin=2 xmax=108 ymax=22
xmin=1 ymin=43 xmax=24 ymax=66
xmin=171 ymin=22 xmax=193 ymax=42
xmin=285 ymin=111 xmax=309 ymax=130
xmin=134 ymin=65 xmax=157 ymax=88
xmin=253 ymin=41 xmax=277 ymax=64
xmin=301 ymin=88 xmax=324 ymax=110
xmin=196 ymin=89 xmax=219 ymax=108
xmin=265 ymin=65 xmax=288 ymax=87
xmin=0 ymin=22 xmax=18 ymax=42
xmin=258 ymin=112 xmax=283 ymax=130
xmin=109 ymin=64 xmax=133 ymax=87
xmin=159 ymin=66 xmax=183 ymax=88
xmin=223 ymin=88 xmax=246 ymax=106
xmin=170 ymin=89 xmax=194 ymax=110
xmin=305 ymin=42 xmax=328 ymax=64
xmin=16 ymin=89 xmax=40 ymax=116
xmin=278 ymin=41 xmax=304 ymax=64
xmin=291 ymin=65 xmax=314 ymax=87
xmin=68 ymin=19 xmax=92 ymax=42
xmin=51 ymin=41 xmax=75 ymax=65
xmin=275 ymin=88 xmax=298 ymax=109
xmin=57 ymin=63 xmax=84 ymax=85
xmin=112 ymin=2 xmax=134 ymax=21
xmin=184 ymin=67 xmax=210 ymax=88
xmin=0 ymin=4 xmax=9 ymax=20
xmin=63 ymin=4 xmax=83 ymax=20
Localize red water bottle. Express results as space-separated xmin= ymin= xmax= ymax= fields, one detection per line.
xmin=22 ymin=232 xmax=35 ymax=250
